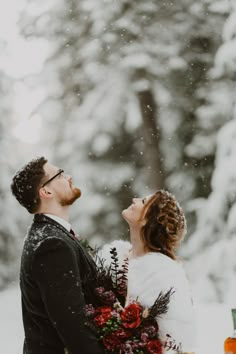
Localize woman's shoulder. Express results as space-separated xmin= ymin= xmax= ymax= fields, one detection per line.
xmin=130 ymin=251 xmax=179 ymax=269
xmin=129 ymin=252 xmax=188 ymax=284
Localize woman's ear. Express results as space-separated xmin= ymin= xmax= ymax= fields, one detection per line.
xmin=39 ymin=187 xmax=52 ymax=200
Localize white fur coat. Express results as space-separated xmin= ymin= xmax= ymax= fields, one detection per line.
xmin=98 ymin=240 xmax=196 ymax=353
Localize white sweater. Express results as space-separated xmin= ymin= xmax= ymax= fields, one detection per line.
xmin=98 ymin=240 xmax=196 ymax=353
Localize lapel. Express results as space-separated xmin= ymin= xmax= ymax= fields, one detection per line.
xmin=33 ymin=213 xmax=76 ymax=243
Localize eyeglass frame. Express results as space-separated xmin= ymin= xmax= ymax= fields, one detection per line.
xmin=41 ymin=169 xmax=64 ymax=188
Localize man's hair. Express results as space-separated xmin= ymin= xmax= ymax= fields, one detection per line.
xmin=11 ymin=156 xmax=48 ymax=213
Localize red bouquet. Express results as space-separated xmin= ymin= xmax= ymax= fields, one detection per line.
xmin=85 ymin=247 xmax=182 ymax=354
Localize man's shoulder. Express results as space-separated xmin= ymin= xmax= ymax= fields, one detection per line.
xmin=24 ymin=215 xmax=71 ymax=252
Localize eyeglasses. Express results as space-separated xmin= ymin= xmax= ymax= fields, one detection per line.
xmin=41 ymin=169 xmax=64 ymax=188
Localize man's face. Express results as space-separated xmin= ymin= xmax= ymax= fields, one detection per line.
xmin=42 ymin=162 xmax=81 ymax=206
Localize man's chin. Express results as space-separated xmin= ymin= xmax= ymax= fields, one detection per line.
xmin=60 ymin=187 xmax=82 ymax=206
xmin=73 ymin=187 xmax=82 ymax=199
xmin=70 ymin=187 xmax=82 ymax=204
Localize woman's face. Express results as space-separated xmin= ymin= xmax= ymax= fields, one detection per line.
xmin=122 ymin=194 xmax=153 ymax=226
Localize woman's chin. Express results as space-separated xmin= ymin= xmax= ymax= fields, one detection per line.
xmin=121 ymin=209 xmax=130 ymax=222
xmin=121 ymin=209 xmax=126 ymax=218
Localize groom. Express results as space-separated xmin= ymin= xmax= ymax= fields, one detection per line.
xmin=11 ymin=157 xmax=104 ymax=354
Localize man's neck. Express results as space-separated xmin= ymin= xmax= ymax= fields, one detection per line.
xmin=37 ymin=204 xmax=70 ymax=222
xmin=44 ymin=214 xmax=71 ymax=232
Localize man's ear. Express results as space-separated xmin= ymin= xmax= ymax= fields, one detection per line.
xmin=39 ymin=187 xmax=52 ymax=199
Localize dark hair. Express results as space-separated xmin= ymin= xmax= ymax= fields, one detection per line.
xmin=141 ymin=190 xmax=186 ymax=260
xmin=11 ymin=157 xmax=48 ymax=213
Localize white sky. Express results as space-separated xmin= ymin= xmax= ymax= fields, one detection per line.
xmin=0 ymin=0 xmax=50 ymax=77
xmin=0 ymin=0 xmax=49 ymax=144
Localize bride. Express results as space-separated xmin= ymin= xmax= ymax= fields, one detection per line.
xmin=99 ymin=190 xmax=196 ymax=353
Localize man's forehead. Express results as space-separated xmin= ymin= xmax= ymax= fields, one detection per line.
xmin=44 ymin=162 xmax=59 ymax=174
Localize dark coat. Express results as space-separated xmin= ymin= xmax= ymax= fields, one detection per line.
xmin=20 ymin=214 xmax=104 ymax=354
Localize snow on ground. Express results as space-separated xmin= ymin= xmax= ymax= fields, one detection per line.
xmin=0 ymin=283 xmax=24 ymax=353
xmin=0 ymin=283 xmax=233 ymax=354
xmin=194 ymin=302 xmax=232 ymax=354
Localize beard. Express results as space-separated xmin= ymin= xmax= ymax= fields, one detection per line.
xmin=60 ymin=186 xmax=81 ymax=206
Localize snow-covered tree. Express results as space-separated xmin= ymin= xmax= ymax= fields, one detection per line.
xmin=183 ymin=2 xmax=236 ymax=303
xmin=0 ymin=71 xmax=32 ymax=288
xmin=19 ymin=0 xmax=226 ymax=244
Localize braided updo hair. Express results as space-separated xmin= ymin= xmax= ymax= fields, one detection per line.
xmin=141 ymin=190 xmax=186 ymax=260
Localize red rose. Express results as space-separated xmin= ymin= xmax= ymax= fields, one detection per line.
xmin=94 ymin=306 xmax=112 ymax=327
xmin=147 ymin=339 xmax=163 ymax=354
xmin=102 ymin=327 xmax=132 ymax=350
xmin=120 ymin=303 xmax=142 ymax=328
xmin=102 ymin=332 xmax=122 ymax=350
xmin=114 ymin=327 xmax=132 ymax=339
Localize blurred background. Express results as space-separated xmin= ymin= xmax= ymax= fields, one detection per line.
xmin=1 ymin=0 xmax=236 ymax=352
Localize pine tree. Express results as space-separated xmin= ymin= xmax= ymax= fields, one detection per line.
xmin=0 ymin=71 xmax=30 ymax=288
xmin=183 ymin=1 xmax=236 ymax=303
xmin=19 ymin=0 xmax=226 ymax=243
